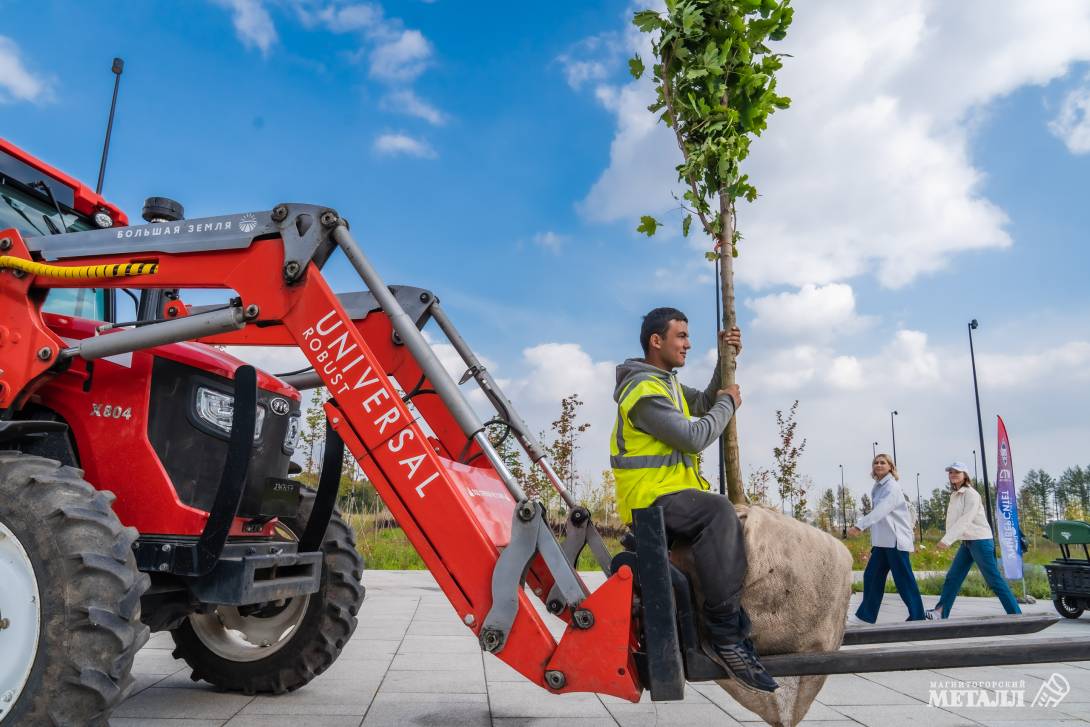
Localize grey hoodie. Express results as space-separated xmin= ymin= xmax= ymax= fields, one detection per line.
xmin=613 ymin=358 xmax=736 ymax=453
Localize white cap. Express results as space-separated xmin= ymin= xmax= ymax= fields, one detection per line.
xmin=945 ymin=461 xmax=970 ymax=475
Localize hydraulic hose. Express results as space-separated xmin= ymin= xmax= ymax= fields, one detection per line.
xmin=0 ymin=256 xmax=157 ymax=280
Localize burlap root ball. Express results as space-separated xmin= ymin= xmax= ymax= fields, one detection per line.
xmin=672 ymin=503 xmax=854 ymax=727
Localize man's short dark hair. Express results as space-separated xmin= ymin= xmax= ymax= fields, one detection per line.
xmin=641 ymin=307 xmax=688 ymax=355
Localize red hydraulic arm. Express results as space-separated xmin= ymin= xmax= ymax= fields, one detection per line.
xmin=0 ymin=204 xmax=641 ymax=701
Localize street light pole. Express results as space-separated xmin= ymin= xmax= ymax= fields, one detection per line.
xmin=968 ymin=320 xmax=996 ymax=532
xmin=916 ymin=472 xmax=923 ymax=544
xmin=972 ymin=449 xmax=978 ymax=483
xmin=872 ymin=441 xmax=878 ymax=459
xmin=839 ymin=464 xmax=846 ymax=539
xmin=890 ymin=411 xmax=899 ymax=465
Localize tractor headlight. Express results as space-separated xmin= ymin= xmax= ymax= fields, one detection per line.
xmin=283 ymin=414 xmax=301 ymax=453
xmin=195 ymin=386 xmax=265 ymax=441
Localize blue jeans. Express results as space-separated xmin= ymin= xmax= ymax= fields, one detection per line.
xmin=856 ymin=546 xmax=926 ymax=622
xmin=936 ymin=539 xmax=1022 ymax=618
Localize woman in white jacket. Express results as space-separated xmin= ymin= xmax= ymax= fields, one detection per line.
xmin=847 ymin=454 xmax=926 ymax=622
xmin=928 ymin=462 xmax=1021 ymax=619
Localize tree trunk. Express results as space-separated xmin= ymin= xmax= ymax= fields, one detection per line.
xmin=718 ymin=193 xmax=744 ymax=504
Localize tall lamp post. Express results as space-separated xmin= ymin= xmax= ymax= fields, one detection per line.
xmin=972 ymin=449 xmax=978 ymax=483
xmin=968 ymin=320 xmax=996 ymax=532
xmin=872 ymin=441 xmax=878 ymax=459
xmin=839 ymin=464 xmax=846 ymax=538
xmin=890 ymin=411 xmax=899 ymax=465
xmin=915 ymin=472 xmax=923 ymax=544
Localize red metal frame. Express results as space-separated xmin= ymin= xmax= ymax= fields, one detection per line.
xmin=0 ymin=222 xmax=642 ymax=701
xmin=0 ymin=137 xmax=128 ymax=226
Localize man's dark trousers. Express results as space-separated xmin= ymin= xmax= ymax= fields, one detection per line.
xmin=653 ymin=488 xmax=750 ymax=644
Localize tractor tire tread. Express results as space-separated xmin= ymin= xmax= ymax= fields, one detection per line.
xmin=169 ymin=487 xmax=365 ymax=694
xmin=0 ymin=452 xmax=149 ymax=727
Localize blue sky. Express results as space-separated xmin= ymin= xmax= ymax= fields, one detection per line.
xmin=3 ymin=1 xmax=1090 ymax=508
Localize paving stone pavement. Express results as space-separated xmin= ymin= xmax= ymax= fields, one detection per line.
xmin=113 ymin=570 xmax=1090 ymax=726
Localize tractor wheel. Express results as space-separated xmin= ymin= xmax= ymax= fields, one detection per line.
xmin=1053 ymin=596 xmax=1084 ymax=619
xmin=0 ymin=451 xmax=150 ymax=727
xmin=170 ymin=487 xmax=364 ymax=694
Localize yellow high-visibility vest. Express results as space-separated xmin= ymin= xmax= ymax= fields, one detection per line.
xmin=611 ymin=373 xmax=708 ymax=523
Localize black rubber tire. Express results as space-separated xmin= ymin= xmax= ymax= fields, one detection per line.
xmin=1054 ymin=596 xmax=1084 ymax=619
xmin=169 ymin=487 xmax=365 ymax=694
xmin=0 ymin=451 xmax=150 ymax=727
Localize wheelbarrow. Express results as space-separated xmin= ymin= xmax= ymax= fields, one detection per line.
xmin=1044 ymin=519 xmax=1090 ymax=619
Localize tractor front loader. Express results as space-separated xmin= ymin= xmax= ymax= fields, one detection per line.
xmin=1 ymin=138 xmax=1088 ymax=726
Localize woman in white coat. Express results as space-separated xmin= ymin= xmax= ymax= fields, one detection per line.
xmin=927 ymin=462 xmax=1021 ymax=619
xmin=848 ymin=454 xmax=926 ymax=622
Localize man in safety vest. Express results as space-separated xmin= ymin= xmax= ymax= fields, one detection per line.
xmin=611 ymin=307 xmax=776 ymax=693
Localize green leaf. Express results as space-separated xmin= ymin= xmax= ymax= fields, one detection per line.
xmin=637 ymin=215 xmax=660 ymax=237
xmin=682 ymin=214 xmax=692 ymax=237
xmin=633 ymin=10 xmax=661 ymax=32
xmin=704 ymin=250 xmax=718 ymax=262
xmin=628 ymin=55 xmax=645 ymax=79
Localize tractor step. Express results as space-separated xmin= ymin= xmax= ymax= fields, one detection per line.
xmin=842 ymin=613 xmax=1058 ymax=645
xmin=185 ymin=543 xmax=322 ymax=606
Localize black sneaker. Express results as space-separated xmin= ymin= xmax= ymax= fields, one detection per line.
xmin=702 ymin=638 xmax=779 ymax=693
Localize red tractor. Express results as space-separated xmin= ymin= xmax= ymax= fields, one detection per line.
xmin=0 ymin=139 xmax=365 ymax=724
xmin=1 ymin=138 xmax=1085 ymax=727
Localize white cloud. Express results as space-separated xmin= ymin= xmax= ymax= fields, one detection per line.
xmin=560 ymin=60 xmax=608 ymax=90
xmin=215 ymin=0 xmax=278 ymax=55
xmin=0 ymin=36 xmax=53 ymax=103
xmin=373 ymin=132 xmax=436 ymax=158
xmin=1049 ymin=75 xmax=1090 ymax=153
xmin=369 ymin=29 xmax=432 ymax=83
xmin=827 ymin=356 xmax=865 ymax=390
xmin=578 ymin=1 xmax=1090 ymax=290
xmin=531 ymin=231 xmax=565 ymax=253
xmin=746 ymin=283 xmax=869 ymax=341
xmin=313 ymin=2 xmax=384 ymax=32
xmin=380 ymin=89 xmax=446 ymax=125
xmin=979 ymin=341 xmax=1090 ymax=388
xmin=555 ymin=32 xmax=623 ymax=90
xmin=884 ymin=330 xmax=942 ymax=388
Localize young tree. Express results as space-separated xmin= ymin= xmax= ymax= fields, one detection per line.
xmin=816 ymin=488 xmax=836 ymax=532
xmin=587 ymin=470 xmax=621 ymax=530
xmin=771 ymin=400 xmax=806 ymax=515
xmin=925 ymin=487 xmax=951 ymax=534
xmin=548 ymin=394 xmax=591 ymax=492
xmin=745 ymin=466 xmax=773 ymax=505
xmin=793 ymin=474 xmax=812 ymax=521
xmin=631 ymin=0 xmax=793 ymax=503
xmin=835 ymin=484 xmax=857 ymax=530
xmin=1019 ymin=469 xmax=1055 ymax=538
xmin=1057 ymin=466 xmax=1088 ymax=520
xmin=860 ymin=493 xmax=873 ymax=517
xmin=299 ymin=387 xmax=327 ymax=475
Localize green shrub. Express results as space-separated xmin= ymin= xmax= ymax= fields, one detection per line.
xmin=851 ymin=564 xmax=1051 ymax=600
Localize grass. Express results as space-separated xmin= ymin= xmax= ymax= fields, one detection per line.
xmin=340 ymin=499 xmax=1068 ymax=606
xmin=345 ymin=509 xmax=625 ymax=571
xmin=851 ymin=564 xmax=1053 ymax=599
xmin=842 ymin=528 xmax=1065 ymax=571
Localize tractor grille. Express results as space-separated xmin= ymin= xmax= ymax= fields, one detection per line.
xmin=147 ymin=357 xmax=300 ymax=518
